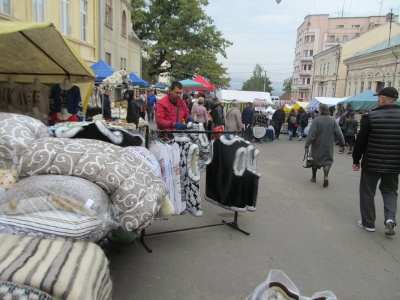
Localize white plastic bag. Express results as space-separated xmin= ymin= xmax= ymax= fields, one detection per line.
xmin=247 ymin=269 xmax=337 ymax=300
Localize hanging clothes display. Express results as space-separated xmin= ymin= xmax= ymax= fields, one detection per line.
xmin=50 ymin=82 xmax=83 ymax=124
xmin=175 ymin=135 xmax=202 ymax=217
xmin=205 ymin=135 xmax=260 ymax=212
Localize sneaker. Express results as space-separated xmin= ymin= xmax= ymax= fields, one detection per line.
xmin=298 ymin=137 xmax=302 ymax=141
xmin=347 ymin=151 xmax=352 ymax=155
xmin=338 ymin=151 xmax=343 ymax=154
xmin=385 ymin=219 xmax=396 ymax=236
xmin=357 ymin=220 xmax=376 ymax=232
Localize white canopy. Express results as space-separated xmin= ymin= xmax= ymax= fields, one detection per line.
xmin=216 ymin=89 xmax=273 ymax=104
xmin=307 ymin=97 xmax=345 ymax=109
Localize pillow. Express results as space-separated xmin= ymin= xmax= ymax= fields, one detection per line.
xmin=0 ymin=280 xmax=53 ymax=300
xmin=1 ymin=175 xmax=114 ymax=218
xmin=0 ymin=210 xmax=114 ymax=242
xmin=0 ymin=112 xmax=53 ymax=169
xmin=0 ymin=169 xmax=18 ymax=191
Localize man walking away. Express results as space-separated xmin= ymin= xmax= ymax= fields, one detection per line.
xmin=272 ymin=105 xmax=286 ymax=140
xmin=242 ymin=102 xmax=254 ymax=141
xmin=353 ymin=87 xmax=400 ymax=236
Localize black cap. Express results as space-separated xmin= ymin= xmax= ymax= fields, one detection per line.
xmin=212 ymin=97 xmax=219 ymax=102
xmin=374 ymin=87 xmax=398 ymax=99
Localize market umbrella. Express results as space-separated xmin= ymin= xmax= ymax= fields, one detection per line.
xmin=129 ymin=72 xmax=149 ymax=86
xmin=90 ymin=60 xmax=114 ymax=82
xmin=193 ymin=75 xmax=216 ymax=91
xmin=166 ymin=79 xmax=207 ymax=89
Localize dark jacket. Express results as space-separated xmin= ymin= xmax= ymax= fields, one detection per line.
xmin=272 ymin=109 xmax=286 ymax=124
xmin=242 ymin=107 xmax=254 ymax=125
xmin=125 ymin=90 xmax=140 ymax=125
xmin=102 ymin=94 xmax=112 ymax=119
xmin=211 ymin=104 xmax=225 ymax=126
xmin=296 ymin=112 xmax=308 ymax=127
xmin=353 ymin=105 xmax=400 ymax=173
xmin=342 ymin=118 xmax=358 ymax=137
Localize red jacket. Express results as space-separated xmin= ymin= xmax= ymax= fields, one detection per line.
xmin=156 ymin=94 xmax=190 ymax=130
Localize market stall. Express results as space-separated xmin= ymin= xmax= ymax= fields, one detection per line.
xmin=0 ymin=21 xmax=95 ymax=113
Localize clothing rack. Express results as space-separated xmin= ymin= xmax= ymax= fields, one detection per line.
xmin=141 ymin=128 xmax=250 ymax=253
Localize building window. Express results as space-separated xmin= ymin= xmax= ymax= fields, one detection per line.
xmin=360 ymin=82 xmax=364 ymax=92
xmin=60 ymin=0 xmax=70 ymax=35
xmin=336 ymin=25 xmax=344 ymax=28
xmin=122 ymin=11 xmax=127 ymax=36
xmin=120 ymin=57 xmax=126 ymax=70
xmin=105 ymin=0 xmax=112 ymax=27
xmin=33 ymin=0 xmax=45 ymax=22
xmin=305 ymin=35 xmax=315 ymax=42
xmin=354 ymin=82 xmax=357 ymax=94
xmin=348 ymin=82 xmax=351 ymax=95
xmin=302 ymin=64 xmax=311 ymax=71
xmin=80 ymin=0 xmax=87 ymax=42
xmin=368 ymin=82 xmax=372 ymax=90
xmin=303 ymin=50 xmax=313 ymax=57
xmin=0 ymin=0 xmax=10 ymax=14
xmin=106 ymin=52 xmax=111 ymax=66
xmin=387 ymin=81 xmax=392 ymax=87
xmin=352 ymin=24 xmax=360 ymax=28
xmin=343 ymin=35 xmax=348 ymax=41
xmin=302 ymin=77 xmax=311 ymax=84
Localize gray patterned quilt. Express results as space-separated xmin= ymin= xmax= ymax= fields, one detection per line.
xmin=18 ymin=137 xmax=168 ymax=231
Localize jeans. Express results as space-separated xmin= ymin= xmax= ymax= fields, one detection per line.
xmin=297 ymin=126 xmax=304 ymax=138
xmin=147 ymin=106 xmax=155 ymax=122
xmin=288 ymin=129 xmax=293 ymax=137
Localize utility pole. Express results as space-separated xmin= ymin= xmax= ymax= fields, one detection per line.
xmin=263 ymin=70 xmax=266 ymax=92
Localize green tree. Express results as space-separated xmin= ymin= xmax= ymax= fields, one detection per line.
xmin=282 ymin=77 xmax=292 ymax=94
xmin=131 ymin=0 xmax=232 ymax=87
xmin=242 ymin=63 xmax=273 ymax=92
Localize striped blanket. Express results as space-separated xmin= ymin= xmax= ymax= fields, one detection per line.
xmin=0 ymin=233 xmax=112 ymax=300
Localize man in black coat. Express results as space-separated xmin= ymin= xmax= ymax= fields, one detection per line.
xmin=272 ymin=105 xmax=286 ymax=140
xmin=353 ymin=87 xmax=400 ymax=236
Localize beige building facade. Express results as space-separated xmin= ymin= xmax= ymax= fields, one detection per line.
xmin=344 ymin=34 xmax=400 ymax=96
xmin=0 ymin=0 xmax=143 ymax=78
xmin=292 ymin=13 xmax=398 ymax=101
xmin=313 ymin=22 xmax=400 ymax=98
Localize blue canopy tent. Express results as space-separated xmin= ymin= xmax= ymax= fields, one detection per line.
xmin=337 ymin=90 xmax=378 ymax=112
xmin=90 ymin=60 xmax=114 ymax=82
xmin=154 ymin=82 xmax=166 ymax=89
xmin=129 ymin=72 xmax=149 ymax=86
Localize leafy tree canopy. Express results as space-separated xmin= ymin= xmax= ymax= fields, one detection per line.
xmin=241 ymin=63 xmax=273 ymax=93
xmin=282 ymin=77 xmax=292 ymax=94
xmin=131 ymin=0 xmax=232 ymax=88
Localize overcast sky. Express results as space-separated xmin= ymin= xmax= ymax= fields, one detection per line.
xmin=204 ymin=0 xmax=399 ymax=94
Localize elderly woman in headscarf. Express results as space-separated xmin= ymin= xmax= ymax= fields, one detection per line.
xmin=304 ymin=103 xmax=345 ymax=187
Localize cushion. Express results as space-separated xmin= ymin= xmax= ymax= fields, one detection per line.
xmin=1 ymin=175 xmax=114 ymax=217
xmin=0 ymin=210 xmax=112 ymax=242
xmin=0 ymin=169 xmax=19 ymax=191
xmin=0 ymin=112 xmax=53 ymax=169
xmin=0 ymin=233 xmax=112 ymax=300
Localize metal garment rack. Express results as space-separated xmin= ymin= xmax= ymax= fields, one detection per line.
xmin=140 ymin=128 xmax=250 ymax=253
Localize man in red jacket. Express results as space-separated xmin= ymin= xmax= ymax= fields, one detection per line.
xmin=156 ymin=81 xmax=193 ymax=130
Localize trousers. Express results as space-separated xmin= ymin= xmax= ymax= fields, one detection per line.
xmin=359 ymin=168 xmax=399 ymax=228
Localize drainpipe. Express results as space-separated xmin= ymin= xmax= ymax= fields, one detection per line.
xmin=334 ymin=46 xmax=340 ymax=97
xmin=99 ymin=0 xmax=104 ymax=61
xmin=391 ymin=45 xmax=398 ymax=87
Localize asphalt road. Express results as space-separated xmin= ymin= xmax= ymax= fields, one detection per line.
xmin=107 ymin=134 xmax=400 ymax=300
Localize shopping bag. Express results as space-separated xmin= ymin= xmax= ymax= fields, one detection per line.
xmin=303 ymin=149 xmax=313 ymax=168
xmin=213 ymin=125 xmax=224 ymax=139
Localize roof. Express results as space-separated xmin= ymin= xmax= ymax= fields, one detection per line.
xmin=350 ymin=33 xmax=400 ymax=59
